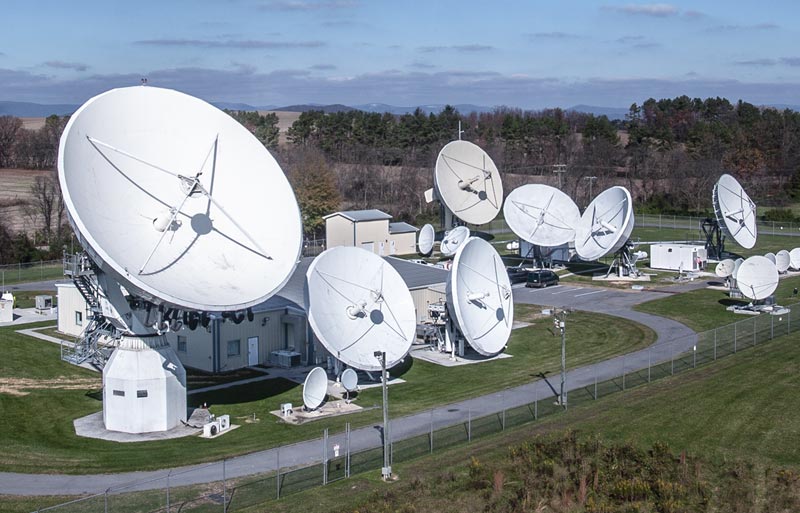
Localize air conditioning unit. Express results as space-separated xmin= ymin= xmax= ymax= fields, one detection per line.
xmin=281 ymin=403 xmax=293 ymax=416
xmin=218 ymin=414 xmax=230 ymax=431
xmin=203 ymin=420 xmax=221 ymax=437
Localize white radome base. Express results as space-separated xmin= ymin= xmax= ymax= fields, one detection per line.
xmin=103 ymin=335 xmax=187 ymax=433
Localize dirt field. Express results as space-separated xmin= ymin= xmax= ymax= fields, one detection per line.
xmin=21 ymin=117 xmax=46 ymax=130
xmin=258 ymin=110 xmax=301 ymax=145
xmin=0 ymin=168 xmax=53 ymax=234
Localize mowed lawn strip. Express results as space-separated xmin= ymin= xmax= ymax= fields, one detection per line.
xmin=0 ymin=306 xmax=654 ymax=474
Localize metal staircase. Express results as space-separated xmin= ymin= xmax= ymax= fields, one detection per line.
xmin=61 ymin=253 xmax=116 ymax=368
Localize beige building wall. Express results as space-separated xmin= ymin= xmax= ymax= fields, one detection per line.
xmin=410 ymin=284 xmax=446 ymax=323
xmin=325 ymin=215 xmax=355 ymax=248
xmin=389 ymin=232 xmax=417 ymax=256
xmin=166 ymin=324 xmax=214 ymax=371
xmin=56 ymin=283 xmax=90 ymax=337
xmin=355 ymin=219 xmax=390 ymax=255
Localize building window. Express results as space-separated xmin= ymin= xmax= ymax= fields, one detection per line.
xmin=113 ymin=390 xmax=124 ymax=397
xmin=137 ymin=390 xmax=148 ymax=398
xmin=227 ymin=339 xmax=240 ymax=357
xmin=75 ymin=311 xmax=83 ymax=326
xmin=177 ymin=335 xmax=187 ymax=353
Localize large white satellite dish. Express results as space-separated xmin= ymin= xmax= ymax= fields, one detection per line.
xmin=775 ymin=250 xmax=791 ymax=273
xmin=434 ymin=140 xmax=503 ymax=225
xmin=713 ymin=174 xmax=757 ymax=250
xmin=715 ymin=259 xmax=736 ymax=278
xmin=59 ymin=86 xmax=302 ymax=311
xmin=764 ymin=252 xmax=776 ymax=264
xmin=302 ymin=366 xmax=328 ymax=410
xmin=503 ymin=184 xmax=580 ymax=247
xmin=440 ymin=226 xmax=470 ymax=256
xmin=574 ymin=186 xmax=634 ymax=261
xmin=306 ymin=246 xmax=416 ymax=371
xmin=417 ymin=223 xmax=435 ymax=256
xmin=447 ymin=237 xmax=514 ymax=356
xmin=736 ymin=256 xmax=779 ymax=301
xmin=790 ymin=248 xmax=800 ymax=270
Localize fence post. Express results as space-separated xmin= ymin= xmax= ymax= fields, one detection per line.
xmin=714 ymin=329 xmax=717 ymax=361
xmin=323 ymin=428 xmax=328 ymax=485
xmin=671 ymin=342 xmax=674 ymax=375
xmin=167 ymin=470 xmax=171 ymax=513
xmin=223 ymin=458 xmax=227 ymax=513
xmin=346 ymin=422 xmax=351 ymax=478
xmin=534 ymin=382 xmax=538 ymax=420
xmin=622 ymin=355 xmax=626 ymax=390
xmin=467 ymin=407 xmax=471 ymax=442
xmin=501 ymin=390 xmax=505 ymax=430
xmin=647 ymin=346 xmax=651 ymax=382
xmin=594 ymin=364 xmax=598 ymax=399
xmin=754 ymin=317 xmax=757 ymax=346
xmin=771 ymin=314 xmax=774 ymax=340
xmin=276 ymin=446 xmax=281 ymax=500
xmin=429 ymin=410 xmax=434 ymax=453
xmin=734 ymin=322 xmax=737 ymax=353
xmin=104 ymin=489 xmax=109 ymax=513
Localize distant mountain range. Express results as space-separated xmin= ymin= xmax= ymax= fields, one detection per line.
xmin=3 ymin=99 xmax=798 ymax=121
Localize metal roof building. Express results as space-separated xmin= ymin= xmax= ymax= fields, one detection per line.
xmin=324 ymin=209 xmax=418 ymax=256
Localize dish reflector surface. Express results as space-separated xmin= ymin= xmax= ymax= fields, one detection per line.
xmin=764 ymin=252 xmax=776 ymax=264
xmin=306 ymin=247 xmax=415 ymax=371
xmin=503 ymin=184 xmax=580 ymax=247
xmin=417 ymin=223 xmax=435 ymax=255
xmin=715 ymin=259 xmax=736 ymax=278
xmin=302 ymin=367 xmax=328 ymax=410
xmin=434 ymin=141 xmax=503 ymax=225
xmin=776 ymin=250 xmax=791 ymax=273
xmin=790 ymin=248 xmax=800 ymax=270
xmin=58 ymin=86 xmax=302 ymax=311
xmin=341 ymin=368 xmax=358 ymax=392
xmin=447 ymin=237 xmax=514 ymax=356
xmin=736 ymin=256 xmax=779 ymax=300
xmin=574 ymin=186 xmax=634 ymax=261
xmin=713 ymin=174 xmax=757 ymax=249
xmin=440 ymin=226 xmax=470 ymax=256
xmin=732 ymin=258 xmax=744 ymax=280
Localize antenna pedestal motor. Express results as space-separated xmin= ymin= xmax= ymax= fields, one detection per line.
xmin=604 ymin=242 xmax=642 ymax=279
xmin=701 ymin=217 xmax=725 ymax=260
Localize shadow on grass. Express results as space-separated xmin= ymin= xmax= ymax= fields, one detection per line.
xmin=188 ymin=377 xmax=299 ymax=407
xmin=719 ymin=298 xmax=748 ymax=308
xmin=564 ymin=261 xmax=610 ymax=275
xmin=85 ymin=389 xmax=103 ymax=401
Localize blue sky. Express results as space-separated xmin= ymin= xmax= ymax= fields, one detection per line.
xmin=1 ymin=1 xmax=798 ymax=108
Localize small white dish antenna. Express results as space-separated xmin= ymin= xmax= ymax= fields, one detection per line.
xmin=306 ymin=247 xmax=416 ymax=371
xmin=775 ymin=250 xmax=791 ymax=273
xmin=302 ymin=366 xmax=328 ymax=410
xmin=440 ymin=226 xmax=470 ymax=256
xmin=503 ymin=184 xmax=581 ymax=247
xmin=764 ymin=252 xmax=776 ymax=264
xmin=434 ymin=140 xmax=503 ymax=225
xmin=417 ymin=223 xmax=435 ymax=256
xmin=715 ymin=259 xmax=736 ymax=278
xmin=732 ymin=258 xmax=744 ymax=280
xmin=341 ymin=368 xmax=358 ymax=392
xmin=736 ymin=255 xmax=779 ymax=301
xmin=447 ymin=237 xmax=514 ymax=356
xmin=790 ymin=248 xmax=800 ymax=270
xmin=574 ymin=186 xmax=634 ymax=261
xmin=713 ymin=174 xmax=757 ymax=250
xmin=58 ymin=86 xmax=302 ymax=311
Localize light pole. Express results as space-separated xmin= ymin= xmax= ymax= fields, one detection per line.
xmin=553 ymin=310 xmax=567 ymax=408
xmin=374 ymin=350 xmax=392 ymax=480
xmin=584 ymin=176 xmax=597 ymax=206
xmin=552 ymin=164 xmax=567 ymax=189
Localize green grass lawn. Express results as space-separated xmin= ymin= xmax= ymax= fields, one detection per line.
xmin=6 ymin=290 xmax=57 ymax=309
xmin=0 ymin=262 xmax=63 ymax=285
xmin=635 ymin=274 xmax=800 ymax=332
xmin=631 ymin=225 xmax=800 ymax=258
xmin=0 ymin=306 xmax=654 ymax=474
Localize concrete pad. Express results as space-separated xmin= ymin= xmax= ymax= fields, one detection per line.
xmin=591 ymin=274 xmax=651 ymax=282
xmin=74 ymin=408 xmax=209 ymax=442
xmin=270 ymin=399 xmax=364 ymax=425
xmin=0 ymin=307 xmax=57 ymax=326
xmin=410 ymin=346 xmax=512 ymax=367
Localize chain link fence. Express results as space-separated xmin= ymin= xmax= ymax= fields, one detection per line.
xmin=0 ymin=259 xmax=63 ymax=286
xmin=32 ymin=303 xmax=800 ymax=513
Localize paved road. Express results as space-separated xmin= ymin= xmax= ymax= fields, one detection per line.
xmin=0 ymin=281 xmax=700 ymax=497
xmin=4 ymin=279 xmax=62 ymax=292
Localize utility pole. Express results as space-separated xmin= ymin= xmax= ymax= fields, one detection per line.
xmin=374 ymin=351 xmax=392 ymax=480
xmin=584 ymin=176 xmax=597 ymax=204
xmin=457 ymin=120 xmax=465 ymax=141
xmin=553 ymin=310 xmax=568 ymax=408
xmin=552 ymin=164 xmax=567 ymax=189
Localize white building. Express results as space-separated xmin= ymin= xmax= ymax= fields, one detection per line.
xmin=324 ymin=209 xmax=418 ymax=256
xmin=57 ymin=257 xmax=448 ymax=373
xmin=649 ymin=243 xmax=708 ymax=271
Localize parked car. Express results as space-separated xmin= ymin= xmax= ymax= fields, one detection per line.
xmin=506 ymin=266 xmax=529 ymax=284
xmin=525 ymin=269 xmax=559 ymax=288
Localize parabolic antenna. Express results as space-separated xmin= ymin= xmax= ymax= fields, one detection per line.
xmin=736 ymin=256 xmax=779 ymax=301
xmin=306 ymin=246 xmax=416 ymax=371
xmin=503 ymin=184 xmax=580 ymax=247
xmin=765 ymin=252 xmax=776 ymax=264
xmin=341 ymin=368 xmax=358 ymax=392
xmin=302 ymin=366 xmax=328 ymax=410
xmin=775 ymin=250 xmax=791 ymax=273
xmin=574 ymin=186 xmax=634 ymax=261
xmin=440 ymin=226 xmax=470 ymax=256
xmin=434 ymin=140 xmax=503 ymax=225
xmin=417 ymin=223 xmax=435 ymax=256
xmin=732 ymin=258 xmax=744 ymax=280
xmin=790 ymin=248 xmax=800 ymax=270
xmin=58 ymin=86 xmax=302 ymax=311
xmin=446 ymin=237 xmax=514 ymax=356
xmin=715 ymin=259 xmax=736 ymax=278
xmin=713 ymin=174 xmax=757 ymax=250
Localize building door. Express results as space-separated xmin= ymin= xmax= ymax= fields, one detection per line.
xmin=378 ymin=241 xmax=385 ymax=256
xmin=389 ymin=240 xmax=396 ymax=255
xmin=247 ymin=337 xmax=259 ymax=366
